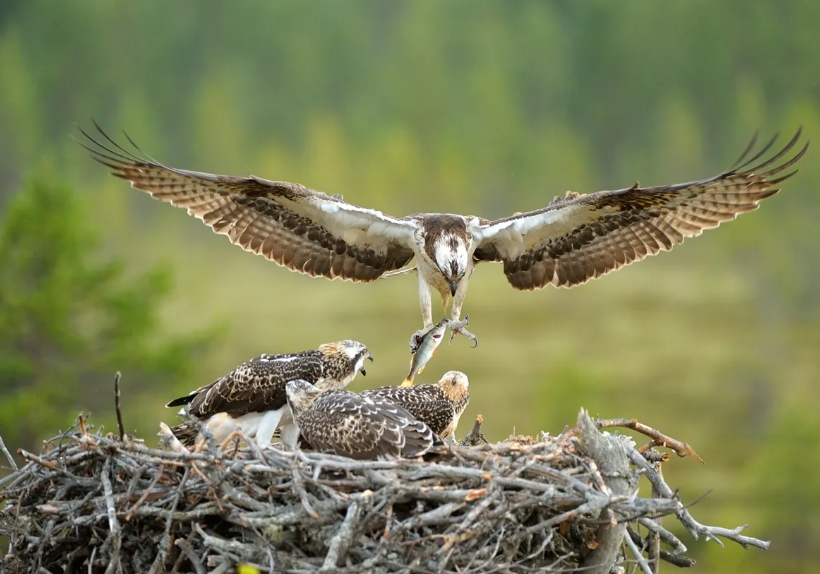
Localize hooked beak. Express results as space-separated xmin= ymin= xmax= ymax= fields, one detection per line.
xmin=448 ymin=281 xmax=458 ymax=297
xmin=360 ymin=352 xmax=374 ymax=376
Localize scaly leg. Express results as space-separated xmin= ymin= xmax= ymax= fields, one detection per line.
xmin=279 ymin=423 xmax=301 ymax=450
xmin=255 ymin=407 xmax=285 ymax=447
xmin=411 ymin=274 xmax=436 ymax=353
xmin=448 ymin=275 xmax=478 ymax=347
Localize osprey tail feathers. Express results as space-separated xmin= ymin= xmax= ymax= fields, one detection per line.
xmin=165 ymin=393 xmax=196 ymax=408
xmin=168 ymin=421 xmax=199 ymax=447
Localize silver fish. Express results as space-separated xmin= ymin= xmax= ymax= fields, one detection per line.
xmin=402 ymin=318 xmax=449 ymax=386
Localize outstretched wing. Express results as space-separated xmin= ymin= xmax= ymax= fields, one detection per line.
xmin=473 ymin=130 xmax=809 ymax=290
xmin=79 ymin=123 xmax=418 ymax=282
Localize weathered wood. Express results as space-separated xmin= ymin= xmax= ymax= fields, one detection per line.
xmin=577 ymin=409 xmax=633 ymax=574
xmin=0 ymin=413 xmax=769 ymax=573
xmin=459 ymin=414 xmax=489 ymax=446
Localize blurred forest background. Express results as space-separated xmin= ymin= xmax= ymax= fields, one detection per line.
xmin=1 ymin=1 xmax=819 ymax=571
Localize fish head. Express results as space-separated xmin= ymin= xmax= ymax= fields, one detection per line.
xmin=430 ymin=318 xmax=450 ymax=337
xmin=418 ymin=320 xmax=448 ymax=351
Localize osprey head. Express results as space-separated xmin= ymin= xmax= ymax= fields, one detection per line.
xmin=436 ymin=370 xmax=470 ymax=403
xmin=317 ymin=340 xmax=373 ymax=383
xmin=285 ymin=379 xmax=322 ymax=416
xmin=425 ymin=216 xmax=470 ymax=296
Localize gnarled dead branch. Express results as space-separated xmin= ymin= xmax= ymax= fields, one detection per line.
xmin=0 ymin=409 xmax=768 ymax=573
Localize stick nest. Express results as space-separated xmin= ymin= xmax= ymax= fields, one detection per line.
xmin=1 ymin=411 xmax=768 ymax=574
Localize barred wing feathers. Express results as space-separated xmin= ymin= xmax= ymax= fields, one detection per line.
xmin=361 ymin=385 xmax=455 ymax=437
xmin=80 ymin=123 xmax=417 ymax=282
xmin=166 ymin=352 xmax=325 ymax=418
xmin=299 ymin=391 xmax=437 ymax=460
xmin=473 ymin=130 xmax=809 ymax=290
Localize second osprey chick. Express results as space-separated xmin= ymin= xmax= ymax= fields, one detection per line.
xmin=285 ymin=380 xmax=438 ymax=460
xmin=363 ymin=370 xmax=470 ymax=442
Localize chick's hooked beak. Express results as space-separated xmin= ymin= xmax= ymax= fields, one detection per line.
xmin=448 ymin=280 xmax=458 ymax=297
xmin=360 ymin=351 xmax=374 ymax=376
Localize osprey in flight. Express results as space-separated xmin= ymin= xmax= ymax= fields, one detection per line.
xmin=80 ymin=124 xmax=808 ymax=347
xmin=165 ymin=340 xmax=372 ymax=449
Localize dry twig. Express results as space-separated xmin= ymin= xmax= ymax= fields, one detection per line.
xmin=0 ymin=434 xmax=17 ymax=472
xmin=627 ymin=526 xmax=696 ymax=569
xmin=459 ymin=414 xmax=490 ymax=446
xmin=0 ymin=409 xmax=768 ymax=573
xmin=623 ymin=444 xmax=770 ymax=550
xmin=320 ymin=499 xmax=363 ymax=571
xmin=564 ymin=417 xmax=704 ymax=462
xmin=625 ymin=528 xmax=655 ymax=574
xmin=114 ymin=371 xmax=125 ymax=441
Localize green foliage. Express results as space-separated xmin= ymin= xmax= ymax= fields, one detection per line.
xmin=0 ymin=177 xmax=216 ymax=449
xmin=749 ymin=400 xmax=820 ymax=563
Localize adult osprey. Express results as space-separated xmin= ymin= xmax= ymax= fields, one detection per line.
xmin=80 ymin=125 xmax=808 ymax=347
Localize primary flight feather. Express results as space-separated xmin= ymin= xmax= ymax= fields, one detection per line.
xmin=80 ymin=123 xmax=808 ymax=347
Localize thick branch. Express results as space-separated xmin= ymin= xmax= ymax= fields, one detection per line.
xmin=565 ymin=417 xmax=703 ymax=462
xmin=100 ymin=459 xmax=122 ymax=574
xmin=0 ymin=412 xmax=769 ymax=573
xmin=627 ymin=526 xmax=696 ymax=569
xmin=320 ymin=500 xmax=362 ymax=572
xmin=459 ymin=414 xmax=489 ymax=446
xmin=577 ymin=409 xmax=632 ymax=574
xmin=0 ymin=434 xmax=18 ymax=471
xmin=624 ymin=528 xmax=654 ymax=574
xmin=624 ymin=443 xmax=770 ymax=550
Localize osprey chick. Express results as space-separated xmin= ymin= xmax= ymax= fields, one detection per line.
xmin=285 ymin=380 xmax=438 ymax=460
xmin=80 ymin=125 xmax=808 ymax=347
xmin=166 ymin=340 xmax=372 ymax=449
xmin=362 ymin=370 xmax=470 ymax=442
